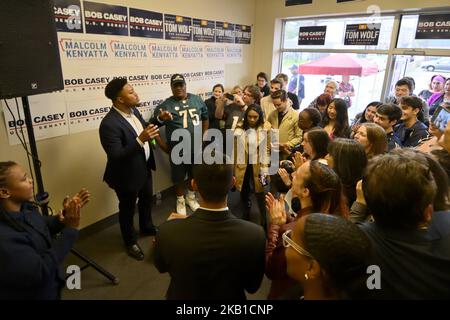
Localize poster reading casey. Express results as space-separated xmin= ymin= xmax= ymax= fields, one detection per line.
xmin=129 ymin=8 xmax=164 ymax=39
xmin=83 ymin=1 xmax=128 ymax=36
xmin=164 ymin=14 xmax=192 ymax=41
xmin=298 ymin=26 xmax=327 ymax=45
xmin=415 ymin=14 xmax=450 ymax=39
xmin=54 ymin=0 xmax=83 ymax=33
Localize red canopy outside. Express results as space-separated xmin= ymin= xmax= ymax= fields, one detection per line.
xmin=298 ymin=53 xmax=379 ymax=76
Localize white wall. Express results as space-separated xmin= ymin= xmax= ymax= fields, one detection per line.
xmin=0 ymin=0 xmax=256 ymax=228
xmin=253 ymin=0 xmax=450 ymax=79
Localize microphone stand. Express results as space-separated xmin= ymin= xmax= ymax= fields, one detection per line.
xmin=22 ymin=96 xmax=119 ymax=285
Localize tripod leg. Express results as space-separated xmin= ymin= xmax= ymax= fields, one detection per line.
xmin=71 ymin=248 xmax=120 ymax=285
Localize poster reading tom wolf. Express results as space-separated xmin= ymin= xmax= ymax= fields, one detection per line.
xmin=192 ymin=19 xmax=215 ymax=42
xmin=129 ymin=8 xmax=164 ymax=39
xmin=54 ymin=0 xmax=83 ymax=33
xmin=235 ymin=25 xmax=252 ymax=44
xmin=415 ymin=14 xmax=450 ymax=40
xmin=344 ymin=23 xmax=381 ymax=46
xmin=216 ymin=22 xmax=235 ymax=43
xmin=83 ymin=1 xmax=128 ymax=36
xmin=164 ymin=14 xmax=193 ymax=41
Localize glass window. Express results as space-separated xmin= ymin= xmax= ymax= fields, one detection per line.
xmin=387 ymin=55 xmax=450 ymax=103
xmin=281 ymin=52 xmax=388 ymax=121
xmin=280 ymin=11 xmax=450 ymax=123
xmin=283 ymin=16 xmax=395 ymax=50
xmin=397 ymin=15 xmax=450 ymax=50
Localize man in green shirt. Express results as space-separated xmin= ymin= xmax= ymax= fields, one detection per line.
xmin=153 ymin=74 xmax=209 ymax=215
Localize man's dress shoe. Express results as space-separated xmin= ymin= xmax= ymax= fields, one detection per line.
xmin=127 ymin=244 xmax=144 ymax=261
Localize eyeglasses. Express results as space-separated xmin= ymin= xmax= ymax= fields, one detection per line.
xmin=282 ymin=229 xmax=314 ymax=258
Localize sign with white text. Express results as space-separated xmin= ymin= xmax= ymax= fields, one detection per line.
xmin=298 ymin=26 xmax=327 ymax=45
xmin=129 ymin=8 xmax=164 ymax=39
xmin=344 ymin=23 xmax=380 ymax=46
xmin=192 ymin=19 xmax=215 ymax=42
xmin=415 ymin=14 xmax=450 ymax=39
xmin=83 ymin=1 xmax=128 ymax=36
xmin=54 ymin=0 xmax=83 ymax=33
xmin=164 ymin=14 xmax=192 ymax=41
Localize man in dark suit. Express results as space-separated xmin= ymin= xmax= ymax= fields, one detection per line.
xmin=153 ymin=157 xmax=266 ymax=299
xmin=100 ymin=78 xmax=171 ymax=260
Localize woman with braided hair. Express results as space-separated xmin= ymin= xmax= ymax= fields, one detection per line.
xmin=285 ymin=213 xmax=371 ymax=299
xmin=0 ymin=161 xmax=90 ymax=299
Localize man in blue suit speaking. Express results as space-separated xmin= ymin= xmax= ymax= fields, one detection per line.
xmin=100 ymin=78 xmax=171 ymax=260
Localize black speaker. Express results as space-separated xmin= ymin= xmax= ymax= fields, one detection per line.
xmin=0 ymin=0 xmax=64 ymax=99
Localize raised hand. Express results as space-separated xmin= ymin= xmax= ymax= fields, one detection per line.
xmin=438 ymin=121 xmax=450 ymax=152
xmin=159 ymin=109 xmax=173 ymax=122
xmin=234 ymin=94 xmax=245 ymax=106
xmin=429 ymin=123 xmax=443 ymax=140
xmin=73 ymin=188 xmax=90 ymax=208
xmin=61 ymin=198 xmax=81 ymax=229
xmin=293 ymin=151 xmax=305 ymax=170
xmin=280 ymin=143 xmax=291 ymax=155
xmin=355 ymin=179 xmax=366 ymax=205
xmin=138 ymin=124 xmax=159 ymax=143
xmin=58 ymin=188 xmax=90 ymax=223
xmin=265 ymin=192 xmax=287 ymax=226
xmin=278 ymin=168 xmax=292 ymax=187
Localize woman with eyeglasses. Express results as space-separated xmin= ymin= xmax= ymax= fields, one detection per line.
xmin=265 ymin=160 xmax=348 ymax=299
xmin=284 ymin=213 xmax=371 ymax=300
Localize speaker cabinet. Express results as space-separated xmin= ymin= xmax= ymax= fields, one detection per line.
xmin=0 ymin=0 xmax=64 ymax=99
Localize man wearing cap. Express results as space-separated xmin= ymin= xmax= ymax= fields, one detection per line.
xmin=288 ymin=65 xmax=305 ymax=106
xmin=152 ymin=74 xmax=209 ymax=215
xmin=100 ymin=78 xmax=172 ymax=260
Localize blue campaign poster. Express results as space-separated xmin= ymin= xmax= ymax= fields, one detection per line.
xmin=129 ymin=8 xmax=164 ymax=39
xmin=164 ymin=14 xmax=192 ymax=41
xmin=192 ymin=18 xmax=215 ymax=42
xmin=235 ymin=25 xmax=251 ymax=44
xmin=83 ymin=1 xmax=128 ymax=36
xmin=54 ymin=0 xmax=83 ymax=33
xmin=216 ymin=22 xmax=235 ymax=43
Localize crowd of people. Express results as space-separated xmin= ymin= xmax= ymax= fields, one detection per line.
xmin=1 ymin=70 xmax=450 ymax=300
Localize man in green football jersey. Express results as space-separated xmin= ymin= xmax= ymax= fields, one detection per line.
xmin=153 ymin=74 xmax=209 ymax=215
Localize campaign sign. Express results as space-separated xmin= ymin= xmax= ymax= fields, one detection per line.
xmin=54 ymin=0 xmax=83 ymax=33
xmin=164 ymin=14 xmax=192 ymax=41
xmin=83 ymin=1 xmax=128 ymax=36
xmin=235 ymin=25 xmax=251 ymax=44
xmin=129 ymin=8 xmax=164 ymax=39
xmin=344 ymin=23 xmax=380 ymax=46
xmin=285 ymin=0 xmax=312 ymax=6
xmin=298 ymin=26 xmax=327 ymax=45
xmin=192 ymin=19 xmax=215 ymax=42
xmin=216 ymin=22 xmax=235 ymax=43
xmin=415 ymin=14 xmax=450 ymax=40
